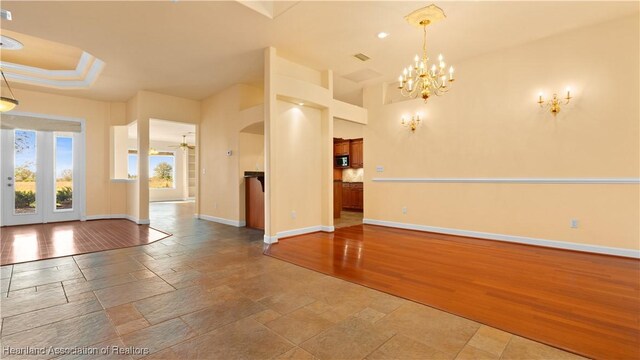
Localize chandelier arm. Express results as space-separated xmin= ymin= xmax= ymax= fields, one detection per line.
xmin=400 ymin=87 xmax=417 ymax=98
xmin=1 ymin=69 xmax=17 ymax=100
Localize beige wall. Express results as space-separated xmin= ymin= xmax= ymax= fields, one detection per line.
xmin=363 ymin=15 xmax=639 ymax=251
xmin=334 ymin=118 xmax=363 ymax=139
xmin=126 ymin=96 xmax=139 ymax=220
xmin=4 ymin=88 xmax=128 ymax=217
xmin=264 ymin=48 xmax=367 ymax=240
xmin=199 ymin=84 xmax=263 ymax=223
xmin=274 ymin=101 xmax=323 ymax=232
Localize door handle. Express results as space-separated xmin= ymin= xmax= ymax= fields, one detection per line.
xmin=7 ymin=183 xmax=12 ymax=187
xmin=7 ymin=177 xmax=12 ymax=180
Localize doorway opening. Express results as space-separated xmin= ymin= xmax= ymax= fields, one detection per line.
xmin=1 ymin=114 xmax=85 ymax=226
xmin=332 ymin=119 xmax=364 ymax=229
xmin=144 ymin=119 xmax=197 ymax=225
xmin=239 ymin=121 xmax=265 ymax=232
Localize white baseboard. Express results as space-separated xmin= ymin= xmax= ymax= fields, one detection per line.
xmin=264 ymin=234 xmax=279 ymax=244
xmin=133 ymin=217 xmax=150 ymax=225
xmin=372 ymin=177 xmax=640 ymax=184
xmin=277 ymin=225 xmax=323 ymax=239
xmin=85 ymin=214 xmax=150 ymax=225
xmin=263 ymin=225 xmax=335 ymax=244
xmin=85 ymin=214 xmax=127 ymax=220
xmin=197 ymin=214 xmax=246 ymax=227
xmin=363 ymin=218 xmax=640 ymax=259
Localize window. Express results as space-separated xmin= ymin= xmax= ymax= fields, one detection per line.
xmin=127 ymin=150 xmax=138 ymax=179
xmin=127 ymin=150 xmax=176 ymax=188
xmin=149 ymin=152 xmax=175 ymax=189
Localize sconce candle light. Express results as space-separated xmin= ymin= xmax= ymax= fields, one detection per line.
xmin=538 ymin=88 xmax=572 ymax=115
xmin=401 ymin=113 xmax=421 ymax=132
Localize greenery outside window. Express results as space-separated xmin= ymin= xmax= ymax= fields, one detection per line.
xmin=128 ymin=149 xmax=176 ymax=189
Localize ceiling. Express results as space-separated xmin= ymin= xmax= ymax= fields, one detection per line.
xmin=1 ymin=1 xmax=638 ymax=105
xmin=129 ymin=119 xmax=196 ymax=144
xmin=1 ymin=29 xmax=81 ymax=70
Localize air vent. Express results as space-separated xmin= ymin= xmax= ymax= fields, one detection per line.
xmin=353 ymin=53 xmax=371 ymax=62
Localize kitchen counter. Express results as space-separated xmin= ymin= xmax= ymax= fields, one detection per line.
xmin=243 ymin=171 xmax=264 ymax=178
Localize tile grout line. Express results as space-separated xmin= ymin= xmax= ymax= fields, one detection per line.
xmin=72 ymin=255 xmax=88 ymax=281
xmin=0 ymin=300 xmax=104 ymax=338
xmin=137 ymin=254 xmax=178 ymax=291
xmin=61 ymin=280 xmax=70 ymax=303
xmin=452 ymin=324 xmax=483 ymax=359
xmin=5 ymin=264 xmax=14 ymax=296
xmin=499 ymin=336 xmax=515 ymax=360
xmin=362 ymin=333 xmax=398 ymax=359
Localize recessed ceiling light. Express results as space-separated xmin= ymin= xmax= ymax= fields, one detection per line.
xmin=377 ymin=32 xmax=389 ymax=39
xmin=298 ymin=102 xmax=304 ymax=106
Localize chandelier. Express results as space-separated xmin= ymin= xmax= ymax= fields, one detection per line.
xmin=398 ymin=5 xmax=454 ymax=103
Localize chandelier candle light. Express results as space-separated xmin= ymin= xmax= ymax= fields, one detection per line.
xmin=538 ymin=88 xmax=572 ymax=115
xmin=398 ymin=4 xmax=454 ymax=103
xmin=401 ymin=114 xmax=421 ymax=132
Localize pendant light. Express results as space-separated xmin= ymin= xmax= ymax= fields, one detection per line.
xmin=0 ymin=69 xmax=19 ymax=112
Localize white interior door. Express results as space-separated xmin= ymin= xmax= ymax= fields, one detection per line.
xmin=1 ymin=129 xmax=83 ymax=226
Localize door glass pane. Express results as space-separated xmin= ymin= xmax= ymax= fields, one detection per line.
xmin=14 ymin=130 xmax=37 ymax=214
xmin=55 ymin=134 xmax=73 ymax=210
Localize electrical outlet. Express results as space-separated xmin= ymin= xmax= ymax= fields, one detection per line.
xmin=570 ymin=219 xmax=579 ymax=228
xmin=402 ymin=206 xmax=407 ymax=215
xmin=291 ymin=210 xmax=297 ymax=220
xmin=202 ymin=168 xmax=206 ymax=175
xmin=214 ymin=202 xmax=218 ymax=209
xmin=376 ymin=166 xmax=384 ymax=173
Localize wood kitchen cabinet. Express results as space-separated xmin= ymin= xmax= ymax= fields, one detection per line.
xmin=349 ymin=138 xmax=363 ymax=168
xmin=342 ymin=182 xmax=363 ymax=211
xmin=333 ymin=181 xmax=342 ymax=218
xmin=334 ymin=139 xmax=350 ymax=156
xmin=245 ymin=175 xmax=265 ymax=230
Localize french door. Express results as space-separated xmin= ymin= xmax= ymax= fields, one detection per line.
xmin=1 ymin=129 xmax=83 ymax=226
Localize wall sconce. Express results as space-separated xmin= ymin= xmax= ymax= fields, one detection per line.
xmin=538 ymin=88 xmax=572 ymax=115
xmin=401 ymin=113 xmax=421 ymax=132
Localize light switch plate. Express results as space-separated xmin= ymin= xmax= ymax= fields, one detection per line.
xmin=376 ymin=166 xmax=384 ymax=172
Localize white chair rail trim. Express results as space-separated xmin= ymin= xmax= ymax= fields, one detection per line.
xmin=372 ymin=178 xmax=640 ymax=184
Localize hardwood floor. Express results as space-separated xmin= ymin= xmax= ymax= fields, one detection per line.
xmin=0 ymin=203 xmax=585 ymax=360
xmin=265 ymin=224 xmax=640 ymax=359
xmin=1 ymin=220 xmax=170 ymax=265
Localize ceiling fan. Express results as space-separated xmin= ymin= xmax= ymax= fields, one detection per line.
xmin=169 ymin=133 xmax=195 ymax=151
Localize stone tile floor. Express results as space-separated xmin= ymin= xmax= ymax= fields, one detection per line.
xmin=0 ymin=202 xmax=586 ymax=359
xmin=334 ymin=211 xmax=363 ymax=229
